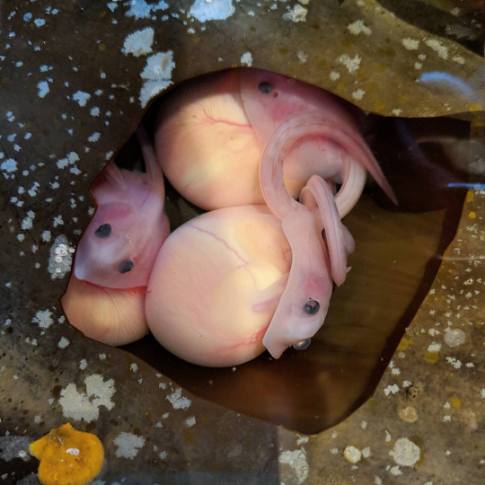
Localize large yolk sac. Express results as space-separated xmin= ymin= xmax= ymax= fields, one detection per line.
xmin=61 ymin=278 xmax=148 ymax=346
xmin=145 ymin=205 xmax=291 ymax=367
xmin=155 ymin=68 xmax=393 ymax=211
xmin=62 ymin=208 xmax=170 ymax=346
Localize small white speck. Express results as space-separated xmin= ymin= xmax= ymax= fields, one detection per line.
xmin=446 ymin=356 xmax=462 ymax=369
xmin=297 ymin=50 xmax=308 ymax=63
xmin=79 ymin=359 xmax=88 ymax=370
xmin=88 ymin=132 xmax=101 ymax=143
xmin=240 ymin=51 xmax=253 ymax=67
xmin=283 ymin=4 xmax=308 ymax=23
xmin=58 ymin=337 xmax=70 ymax=349
xmin=34 ymin=18 xmax=46 ymax=27
xmin=185 ymin=416 xmax=196 ymax=427
xmin=53 ymin=215 xmax=64 ymax=227
xmin=41 ymin=230 xmax=51 ymax=242
xmin=166 ymin=387 xmax=191 ymax=410
xmin=343 ymin=446 xmax=361 ymax=464
xmin=425 ymin=38 xmax=448 ymax=59
xmin=337 ymin=54 xmax=361 ymax=74
xmin=384 ymin=384 xmax=400 ymax=396
xmin=21 ymin=210 xmax=35 ymax=231
xmin=130 ymin=363 xmax=139 ymax=373
xmin=90 ymin=107 xmax=100 ymax=117
xmin=452 ymin=55 xmax=465 ymax=65
xmin=352 ymin=89 xmax=365 ymax=100
xmin=32 ymin=309 xmax=54 ymax=329
xmin=329 ymin=71 xmax=340 ymax=81
xmin=347 ymin=20 xmax=372 ymax=36
xmin=37 ymin=81 xmax=50 ymax=98
xmin=427 ymin=342 xmax=441 ymax=353
xmin=402 ymin=38 xmax=420 ymax=50
xmin=66 ymin=448 xmax=80 ymax=456
xmin=72 ymin=91 xmax=91 ymax=107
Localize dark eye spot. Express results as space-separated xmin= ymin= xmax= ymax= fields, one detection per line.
xmin=118 ymin=259 xmax=134 ymax=274
xmin=293 ymin=339 xmax=312 ymax=351
xmin=95 ymin=223 xmax=111 ymax=238
xmin=258 ymin=81 xmax=273 ymax=94
xmin=303 ymin=299 xmax=320 ymax=315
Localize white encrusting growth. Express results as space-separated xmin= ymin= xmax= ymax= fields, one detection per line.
xmin=279 ymin=448 xmax=309 ymax=484
xmin=444 ymin=328 xmax=465 ymax=347
xmin=337 ymin=54 xmax=361 ymax=74
xmin=125 ymin=0 xmax=168 ymax=19
xmin=32 ymin=309 xmax=54 ymax=329
xmin=343 ymin=445 xmax=362 ymax=463
xmin=113 ymin=432 xmax=145 ymax=459
xmin=139 ymin=51 xmax=175 ymax=108
xmin=425 ymin=38 xmax=448 ymax=59
xmin=122 ymin=27 xmax=155 ymax=57
xmin=347 ymin=20 xmax=372 ymax=36
xmin=389 ymin=438 xmax=421 ymax=467
xmin=402 ymin=38 xmax=420 ymax=50
xmin=58 ymin=374 xmax=116 ymax=422
xmin=188 ymin=0 xmax=235 ymax=22
xmin=166 ymin=387 xmax=192 ymax=410
xmin=282 ymin=4 xmax=308 ymax=23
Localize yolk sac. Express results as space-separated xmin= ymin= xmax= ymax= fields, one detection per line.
xmin=145 ymin=205 xmax=291 ymax=367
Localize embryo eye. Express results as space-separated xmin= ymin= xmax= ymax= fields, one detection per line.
xmin=258 ymin=81 xmax=273 ymax=94
xmin=118 ymin=259 xmax=134 ymax=273
xmin=95 ymin=223 xmax=111 ymax=238
xmin=303 ymin=299 xmax=320 ymax=315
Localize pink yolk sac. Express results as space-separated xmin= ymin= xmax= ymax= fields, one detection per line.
xmin=155 ymin=68 xmax=395 ymax=212
xmin=145 ymin=205 xmax=291 ymax=367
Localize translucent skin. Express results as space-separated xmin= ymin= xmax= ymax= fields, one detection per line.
xmin=155 ymin=68 xmax=395 ymax=212
xmin=145 ymin=205 xmax=291 ymax=367
xmin=64 ymin=129 xmax=170 ymax=345
xmin=259 ymin=115 xmax=363 ymax=358
xmin=74 ymin=129 xmax=168 ymax=289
